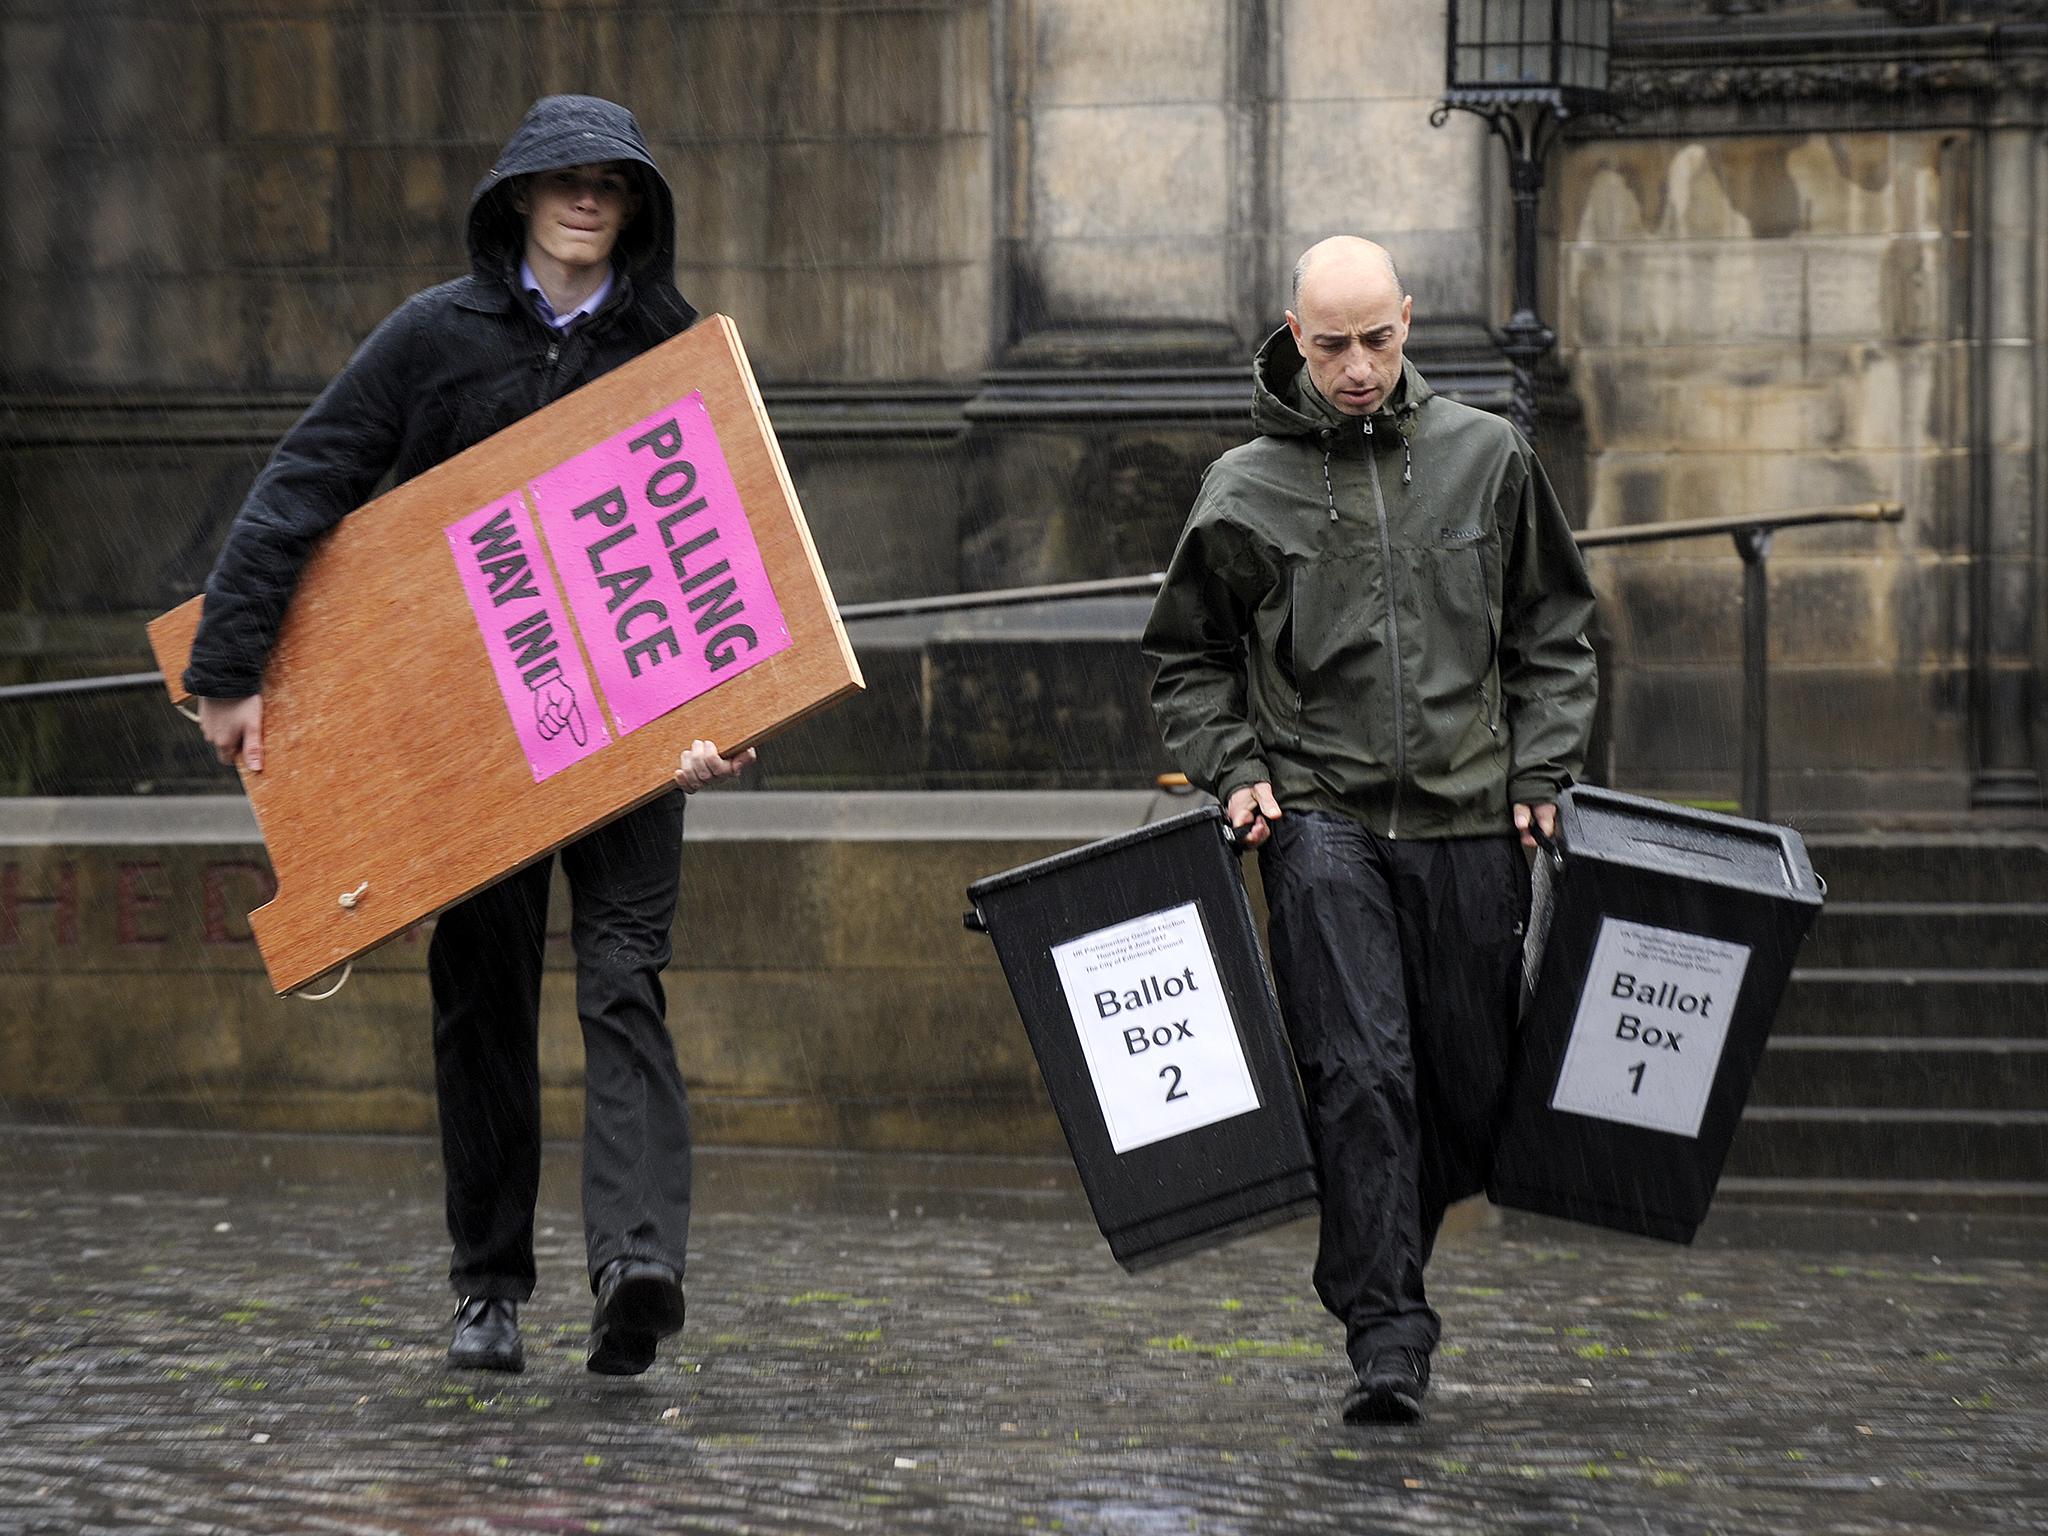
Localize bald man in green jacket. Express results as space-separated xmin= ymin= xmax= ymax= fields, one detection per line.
xmin=1144 ymin=237 xmax=1597 ymax=1425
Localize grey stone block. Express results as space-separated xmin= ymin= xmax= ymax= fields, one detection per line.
xmin=1026 ymin=236 xmax=1231 ymax=324
xmin=1803 ymin=235 xmax=1954 ymax=343
xmin=1278 ymin=98 xmax=1487 ymax=240
xmin=223 ymin=19 xmax=341 ymax=139
xmin=841 ymin=6 xmax=994 ymax=134
xmin=758 ymin=643 xmax=931 ymax=787
xmin=1609 ymin=664 xmax=1968 ymax=781
xmin=338 ymin=148 xmax=471 ymax=272
xmin=781 ymin=443 xmax=963 ymax=604
xmin=1027 ymin=0 xmax=1226 ymax=106
xmin=0 ymin=20 xmax=63 ymax=144
xmin=667 ymin=146 xmax=776 ymax=270
xmin=1565 ymin=245 xmax=1808 ymax=349
xmin=228 ymin=149 xmax=339 ymax=267
xmin=1282 ymin=0 xmax=1446 ymax=103
xmin=1030 ymin=103 xmax=1228 ymax=241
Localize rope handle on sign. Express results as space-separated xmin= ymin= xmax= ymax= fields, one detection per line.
xmin=294 ymin=963 xmax=353 ymax=1002
xmin=293 ymin=882 xmax=369 ymax=1001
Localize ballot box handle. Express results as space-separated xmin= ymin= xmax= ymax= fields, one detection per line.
xmin=1220 ymin=821 xmax=1260 ymax=854
xmin=1529 ymin=819 xmax=1565 ymax=873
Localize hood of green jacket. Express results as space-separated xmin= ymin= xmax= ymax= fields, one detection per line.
xmin=1142 ymin=328 xmax=1598 ymax=839
xmin=1249 ymin=327 xmax=1431 ymax=442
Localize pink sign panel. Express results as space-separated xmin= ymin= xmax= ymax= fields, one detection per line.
xmin=446 ymin=496 xmax=612 ymax=782
xmin=527 ymin=392 xmax=792 ymax=735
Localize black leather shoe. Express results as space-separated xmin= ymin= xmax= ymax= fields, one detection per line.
xmin=447 ymin=1296 xmax=524 ymax=1373
xmin=587 ymin=1259 xmax=686 ymax=1376
xmin=1343 ymin=1346 xmax=1430 ymax=1425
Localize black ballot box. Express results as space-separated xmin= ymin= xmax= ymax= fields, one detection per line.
xmin=966 ymin=805 xmax=1319 ymax=1271
xmin=1488 ymin=785 xmax=1825 ymax=1243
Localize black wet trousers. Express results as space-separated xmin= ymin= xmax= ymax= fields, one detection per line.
xmin=1259 ymin=810 xmax=1529 ymax=1370
xmin=429 ymin=793 xmax=692 ymax=1302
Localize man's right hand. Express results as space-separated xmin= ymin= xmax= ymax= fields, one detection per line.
xmin=1225 ymin=781 xmax=1283 ymax=846
xmin=196 ymin=694 xmax=264 ymax=772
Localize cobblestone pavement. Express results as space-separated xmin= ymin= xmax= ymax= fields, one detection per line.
xmin=1 ymin=1126 xmax=2042 ymax=1535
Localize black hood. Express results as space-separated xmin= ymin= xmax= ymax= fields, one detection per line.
xmin=467 ymin=95 xmax=693 ymax=328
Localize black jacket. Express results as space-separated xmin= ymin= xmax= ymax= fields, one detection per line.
xmin=184 ymin=95 xmax=698 ymax=697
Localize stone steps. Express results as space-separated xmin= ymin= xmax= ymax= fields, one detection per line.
xmin=1798 ymin=902 xmax=2048 ymax=970
xmin=1743 ymin=836 xmax=2044 ymax=1194
xmin=1725 ymin=1108 xmax=2048 ymax=1183
xmin=1747 ymin=1037 xmax=2048 ymax=1110
xmin=1774 ymin=969 xmax=2048 ymax=1038
xmin=1800 ymin=835 xmax=2046 ymax=903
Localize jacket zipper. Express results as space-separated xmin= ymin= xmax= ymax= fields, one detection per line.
xmin=1364 ymin=417 xmax=1404 ymax=839
xmin=1480 ymin=555 xmax=1500 ymax=737
xmin=1287 ymin=569 xmax=1302 ymax=748
xmin=539 ymin=338 xmax=563 ymax=404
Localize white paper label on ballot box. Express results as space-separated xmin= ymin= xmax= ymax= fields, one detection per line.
xmin=1050 ymin=901 xmax=1261 ymax=1155
xmin=1549 ymin=918 xmax=1752 ymax=1139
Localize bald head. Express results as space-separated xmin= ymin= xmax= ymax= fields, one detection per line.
xmin=1285 ymin=238 xmax=1413 ymax=417
xmin=1291 ymin=237 xmax=1401 ymax=309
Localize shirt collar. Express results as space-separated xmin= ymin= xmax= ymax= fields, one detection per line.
xmin=519 ymin=258 xmax=614 ymax=331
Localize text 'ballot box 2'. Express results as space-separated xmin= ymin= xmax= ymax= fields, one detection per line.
xmin=966 ymin=806 xmax=1319 ymax=1271
xmin=1488 ymin=786 xmax=1825 ymax=1243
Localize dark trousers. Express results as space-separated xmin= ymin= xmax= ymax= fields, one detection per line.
xmin=1259 ymin=810 xmax=1528 ymax=1369
xmin=429 ymin=793 xmax=692 ymax=1302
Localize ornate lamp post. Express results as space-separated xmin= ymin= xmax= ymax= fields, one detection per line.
xmin=1431 ymin=0 xmax=1615 ymax=440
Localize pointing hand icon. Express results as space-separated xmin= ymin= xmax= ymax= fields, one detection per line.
xmin=533 ymin=676 xmax=588 ymax=746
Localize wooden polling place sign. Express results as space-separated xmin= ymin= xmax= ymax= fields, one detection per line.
xmin=150 ymin=316 xmax=863 ymax=995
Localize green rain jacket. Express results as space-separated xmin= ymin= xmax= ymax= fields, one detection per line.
xmin=1143 ymin=329 xmax=1598 ymax=840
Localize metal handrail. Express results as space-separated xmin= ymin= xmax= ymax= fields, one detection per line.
xmin=1576 ymin=501 xmax=1903 ymax=821
xmin=0 ymin=501 xmax=1904 ymax=821
xmin=1574 ymin=502 xmax=1902 ymax=548
xmin=0 ymin=670 xmax=168 ymax=702
xmin=839 ymin=573 xmax=1168 ymax=623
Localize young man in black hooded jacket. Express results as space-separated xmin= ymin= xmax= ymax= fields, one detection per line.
xmin=186 ymin=96 xmax=751 ymax=1377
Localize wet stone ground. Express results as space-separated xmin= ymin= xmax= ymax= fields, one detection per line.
xmin=1 ymin=1128 xmax=2043 ymax=1535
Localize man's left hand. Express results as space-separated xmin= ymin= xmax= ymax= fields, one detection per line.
xmin=1513 ymin=801 xmax=1557 ymax=851
xmin=676 ymin=739 xmax=756 ymax=793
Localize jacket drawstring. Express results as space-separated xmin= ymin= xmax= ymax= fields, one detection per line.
xmin=1318 ymin=421 xmax=1408 ymax=513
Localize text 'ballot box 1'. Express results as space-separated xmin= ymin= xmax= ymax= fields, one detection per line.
xmin=966 ymin=806 xmax=1319 ymax=1271
xmin=1488 ymin=785 xmax=1825 ymax=1243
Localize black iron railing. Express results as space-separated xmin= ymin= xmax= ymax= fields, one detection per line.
xmin=0 ymin=501 xmax=1905 ymax=821
xmin=1574 ymin=502 xmax=1904 ymax=821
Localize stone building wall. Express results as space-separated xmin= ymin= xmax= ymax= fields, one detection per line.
xmin=1 ymin=2 xmax=996 ymax=391
xmin=2 ymin=0 xmax=2041 ymax=814
xmin=0 ymin=0 xmax=1001 ymax=794
xmin=1005 ymin=0 xmax=1493 ymax=352
xmin=1575 ymin=0 xmax=2046 ymax=811
xmin=1559 ymin=129 xmax=1977 ymax=808
xmin=1 ymin=0 xmax=1513 ymax=800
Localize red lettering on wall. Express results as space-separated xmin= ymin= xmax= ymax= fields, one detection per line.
xmin=1 ymin=860 xmax=79 ymax=946
xmin=115 ymin=861 xmax=171 ymax=946
xmin=203 ymin=860 xmax=277 ymax=945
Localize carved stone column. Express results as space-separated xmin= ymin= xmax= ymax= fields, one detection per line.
xmin=1969 ymin=108 xmax=2045 ymax=806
